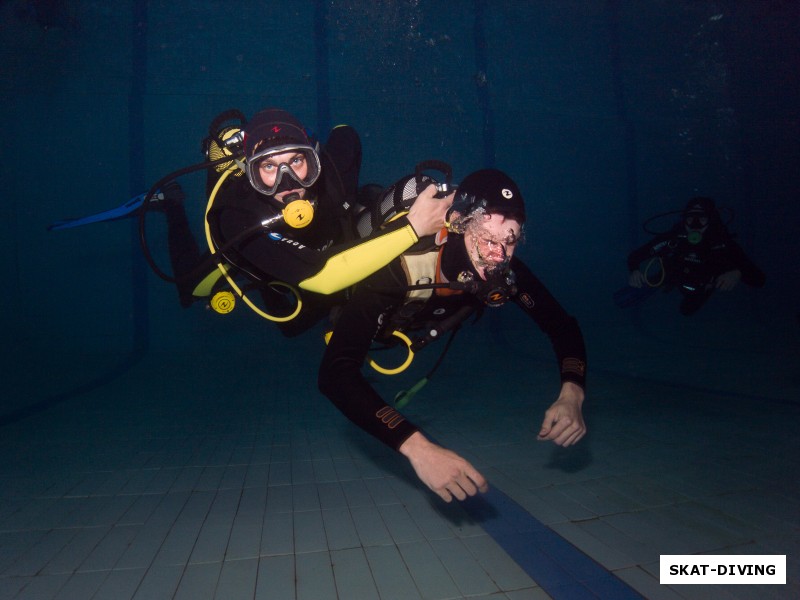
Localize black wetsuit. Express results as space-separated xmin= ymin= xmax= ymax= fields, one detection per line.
xmin=318 ymin=232 xmax=587 ymax=450
xmin=166 ymin=125 xmax=419 ymax=336
xmin=627 ymin=222 xmax=765 ymax=315
xmin=209 ymin=126 xmax=360 ymax=284
xmin=206 ymin=125 xmax=360 ymax=335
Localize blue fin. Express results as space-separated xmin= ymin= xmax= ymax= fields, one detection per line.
xmin=47 ymin=191 xmax=159 ymax=231
xmin=613 ymin=285 xmax=658 ymax=309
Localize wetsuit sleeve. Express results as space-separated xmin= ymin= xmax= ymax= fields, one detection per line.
xmin=511 ymin=258 xmax=587 ymax=389
xmin=298 ymin=220 xmax=419 ymax=293
xmin=318 ymin=265 xmax=421 ymax=451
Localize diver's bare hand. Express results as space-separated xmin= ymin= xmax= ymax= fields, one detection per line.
xmin=406 ymin=184 xmax=454 ymax=238
xmin=537 ymin=382 xmax=586 ymax=446
xmin=715 ymin=269 xmax=741 ymax=291
xmin=399 ymin=431 xmax=488 ymax=502
xmin=628 ymin=270 xmax=646 ymax=288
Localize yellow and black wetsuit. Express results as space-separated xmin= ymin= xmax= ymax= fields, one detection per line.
xmin=209 ymin=153 xmax=419 ymax=295
xmin=169 ymin=125 xmax=422 ymax=336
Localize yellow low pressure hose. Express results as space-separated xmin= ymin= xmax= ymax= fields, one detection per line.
xmin=324 ymin=329 xmax=416 ymax=375
xmin=203 ymin=166 xmax=302 ymax=322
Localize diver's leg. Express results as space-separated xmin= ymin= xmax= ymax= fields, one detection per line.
xmin=357 ymin=183 xmax=384 ymax=211
xmin=262 ymin=289 xmax=341 ymax=338
xmin=157 ymin=183 xmax=204 ymax=307
xmin=679 ymin=290 xmax=713 ymax=316
xmin=323 ymin=125 xmax=362 ymax=201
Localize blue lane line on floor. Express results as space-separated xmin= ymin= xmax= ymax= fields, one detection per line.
xmin=462 ymin=486 xmax=645 ymax=599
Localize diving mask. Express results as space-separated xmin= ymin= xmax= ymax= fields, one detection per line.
xmin=246 ymin=143 xmax=321 ymax=197
xmin=684 ymin=215 xmax=709 ymax=230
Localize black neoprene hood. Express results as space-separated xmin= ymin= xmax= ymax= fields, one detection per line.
xmin=457 ymin=168 xmax=526 ymax=224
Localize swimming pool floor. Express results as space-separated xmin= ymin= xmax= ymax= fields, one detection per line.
xmin=0 ymin=314 xmax=797 ymax=600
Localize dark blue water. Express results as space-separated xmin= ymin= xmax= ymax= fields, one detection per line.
xmin=0 ymin=0 xmax=796 ymax=420
xmin=1 ymin=0 xmax=797 ymax=425
xmin=1 ymin=3 xmax=799 ymax=598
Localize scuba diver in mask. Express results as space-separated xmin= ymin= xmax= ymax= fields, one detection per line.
xmin=622 ymin=197 xmax=765 ymax=316
xmin=49 ymin=108 xmax=452 ymax=336
xmin=152 ymin=108 xmax=454 ymax=336
xmin=318 ymin=168 xmax=587 ymax=503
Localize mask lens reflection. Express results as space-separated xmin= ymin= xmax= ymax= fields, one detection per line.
xmin=478 ymin=237 xmax=507 ymax=259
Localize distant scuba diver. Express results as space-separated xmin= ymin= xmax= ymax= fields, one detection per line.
xmin=49 ymin=108 xmax=452 ymax=337
xmin=616 ymin=197 xmax=765 ymax=315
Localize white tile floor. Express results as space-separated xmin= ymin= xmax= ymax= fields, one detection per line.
xmin=1 ymin=302 xmax=798 ymax=599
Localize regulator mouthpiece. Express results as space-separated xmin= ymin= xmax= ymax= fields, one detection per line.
xmin=282 ymin=197 xmax=314 ymax=228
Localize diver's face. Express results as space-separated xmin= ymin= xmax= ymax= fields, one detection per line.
xmin=463 ymin=212 xmax=522 ymax=279
xmin=257 ymin=151 xmax=309 ymax=202
xmin=684 ymin=215 xmax=709 ymax=231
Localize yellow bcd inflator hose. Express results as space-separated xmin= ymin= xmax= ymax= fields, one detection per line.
xmin=203 ymin=166 xmax=303 ymax=322
xmin=324 ymin=329 xmax=415 ymax=375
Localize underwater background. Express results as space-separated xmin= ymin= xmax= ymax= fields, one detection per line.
xmin=0 ymin=1 xmax=798 ymax=599
xmin=1 ymin=1 xmax=798 ymax=400
xmin=2 ymin=0 xmax=798 ymax=371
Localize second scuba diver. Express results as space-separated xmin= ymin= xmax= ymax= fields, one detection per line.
xmin=153 ymin=107 xmax=453 ymax=336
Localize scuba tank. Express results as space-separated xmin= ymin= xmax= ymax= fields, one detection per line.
xmin=355 ymin=159 xmax=453 ymax=246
